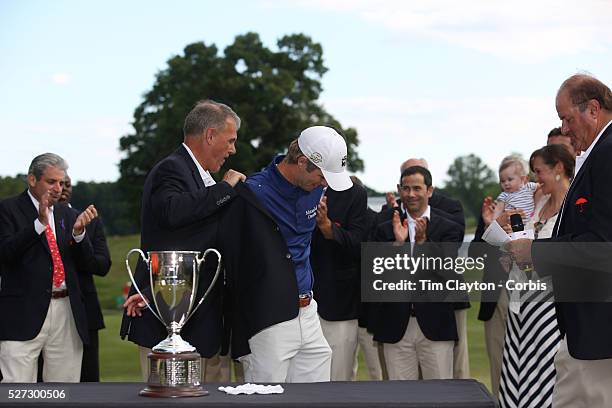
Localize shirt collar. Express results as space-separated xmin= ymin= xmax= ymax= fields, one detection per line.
xmin=269 ymin=154 xmax=306 ymax=196
xmin=583 ymin=119 xmax=611 ymax=156
xmin=575 ymin=119 xmax=612 ymax=176
xmin=406 ymin=205 xmax=431 ymax=223
xmin=182 ymin=143 xmax=216 ymax=186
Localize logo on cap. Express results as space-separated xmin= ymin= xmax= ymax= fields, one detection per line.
xmin=309 ymin=152 xmax=323 ymax=164
xmin=341 ymin=155 xmax=347 ymax=167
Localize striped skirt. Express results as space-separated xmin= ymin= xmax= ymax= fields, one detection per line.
xmin=499 ymin=289 xmax=562 ymax=408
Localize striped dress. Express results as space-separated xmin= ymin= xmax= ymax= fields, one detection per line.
xmin=498 ymin=197 xmax=562 ymax=408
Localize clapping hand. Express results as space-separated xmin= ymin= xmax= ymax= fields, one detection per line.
xmin=392 ymin=210 xmax=408 ymax=243
xmin=316 ymin=196 xmax=333 ymax=239
xmin=414 ymin=217 xmax=428 ymax=244
xmin=386 ymin=192 xmax=399 ymax=209
xmin=73 ymin=205 xmax=98 ymax=235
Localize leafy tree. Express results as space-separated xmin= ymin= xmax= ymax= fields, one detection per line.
xmin=72 ymin=181 xmax=138 ymax=236
xmin=119 ymin=32 xmax=363 ymax=225
xmin=0 ymin=175 xmax=27 ymax=200
xmin=442 ymin=154 xmax=499 ymax=219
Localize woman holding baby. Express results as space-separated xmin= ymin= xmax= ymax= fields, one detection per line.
xmin=482 ymin=144 xmax=574 ymax=408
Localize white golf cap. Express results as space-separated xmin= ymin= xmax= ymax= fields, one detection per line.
xmin=298 ymin=126 xmax=353 ymax=191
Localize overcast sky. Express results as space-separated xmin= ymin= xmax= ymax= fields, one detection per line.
xmin=1 ymin=0 xmax=611 ymax=192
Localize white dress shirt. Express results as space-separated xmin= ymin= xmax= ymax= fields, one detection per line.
xmin=574 ymin=120 xmax=612 ymax=177
xmin=182 ymin=143 xmax=216 ymax=187
xmin=28 ymin=190 xmax=85 ymax=291
xmin=402 ymin=204 xmax=431 ymax=253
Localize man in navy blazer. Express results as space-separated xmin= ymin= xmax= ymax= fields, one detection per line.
xmin=120 ymin=100 xmax=245 ymax=381
xmin=508 ymin=74 xmax=612 ymax=407
xmin=60 ymin=175 xmax=111 ymax=382
xmin=0 ymin=153 xmax=98 ymax=382
xmin=371 ymin=166 xmax=463 ymax=380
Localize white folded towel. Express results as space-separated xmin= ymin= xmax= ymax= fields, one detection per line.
xmin=218 ymin=383 xmax=285 ymax=395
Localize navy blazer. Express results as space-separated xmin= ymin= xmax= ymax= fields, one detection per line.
xmin=71 ymin=209 xmax=111 ymax=332
xmin=119 ymin=145 xmax=236 ymax=358
xmin=533 ymin=122 xmax=612 ymax=360
xmin=311 ymin=184 xmax=368 ymax=321
xmin=370 ymin=208 xmax=463 ymax=343
xmin=0 ymin=191 xmax=93 ymax=344
xmin=470 ymin=215 xmax=506 ymax=321
xmin=219 ymin=181 xmax=303 ymax=359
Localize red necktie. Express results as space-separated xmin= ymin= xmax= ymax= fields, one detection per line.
xmin=44 ymin=224 xmax=65 ymax=288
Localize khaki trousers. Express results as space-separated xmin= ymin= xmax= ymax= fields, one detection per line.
xmin=355 ymin=327 xmax=383 ymax=380
xmin=0 ymin=297 xmax=83 ymax=383
xmin=484 ymin=288 xmax=508 ymax=398
xmin=382 ymin=318 xmax=454 ymax=380
xmin=552 ymin=337 xmax=612 ymax=408
xmin=319 ymin=318 xmax=358 ymax=381
xmin=240 ymin=299 xmax=331 ymax=383
xmin=453 ymin=308 xmax=470 ymax=379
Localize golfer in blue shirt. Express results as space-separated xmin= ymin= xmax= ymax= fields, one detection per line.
xmin=240 ymin=126 xmax=353 ymax=382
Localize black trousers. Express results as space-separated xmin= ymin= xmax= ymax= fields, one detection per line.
xmin=80 ymin=330 xmax=100 ymax=382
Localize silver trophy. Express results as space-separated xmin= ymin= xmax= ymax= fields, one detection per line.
xmin=126 ymin=249 xmax=221 ymax=398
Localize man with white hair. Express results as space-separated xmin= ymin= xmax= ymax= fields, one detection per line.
xmin=0 ymin=153 xmax=98 ymax=382
xmin=121 ymin=99 xmax=245 ymax=382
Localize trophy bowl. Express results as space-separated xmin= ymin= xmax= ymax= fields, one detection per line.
xmin=126 ymin=249 xmax=221 ymax=398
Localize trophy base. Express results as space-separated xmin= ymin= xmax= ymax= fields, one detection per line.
xmin=140 ymin=385 xmax=208 ymax=398
xmin=141 ymin=351 xmax=208 ymax=398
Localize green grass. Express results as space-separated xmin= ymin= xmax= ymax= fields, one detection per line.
xmin=95 ymin=234 xmax=140 ymax=311
xmin=99 ymin=311 xmax=142 ymax=381
xmin=99 ymin=235 xmax=492 ymax=391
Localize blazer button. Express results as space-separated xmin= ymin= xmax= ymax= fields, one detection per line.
xmin=274 ymin=226 xmax=280 ymax=231
xmin=285 ymin=253 xmax=291 ymax=259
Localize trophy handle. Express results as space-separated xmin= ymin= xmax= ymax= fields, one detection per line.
xmin=125 ymin=248 xmax=164 ymax=325
xmin=185 ymin=248 xmax=222 ymax=324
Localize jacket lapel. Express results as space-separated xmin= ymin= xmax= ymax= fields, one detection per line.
xmin=54 ymin=205 xmax=67 ymax=254
xmin=176 ymin=145 xmax=206 ymax=190
xmin=18 ymin=191 xmax=51 ymax=255
xmin=426 ymin=214 xmax=437 ymax=237
xmin=555 ymin=124 xmax=612 ymax=236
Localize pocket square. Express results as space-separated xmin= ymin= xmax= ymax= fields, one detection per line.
xmin=575 ymin=197 xmax=588 ymax=213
